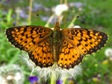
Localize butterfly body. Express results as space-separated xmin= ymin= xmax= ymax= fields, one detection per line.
xmin=52 ymin=22 xmax=62 ymax=62
xmin=6 ymin=22 xmax=108 ymax=69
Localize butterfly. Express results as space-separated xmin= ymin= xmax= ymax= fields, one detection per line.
xmin=6 ymin=22 xmax=108 ymax=69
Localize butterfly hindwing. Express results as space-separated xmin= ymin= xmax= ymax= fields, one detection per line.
xmin=58 ymin=39 xmax=83 ymax=69
xmin=28 ymin=38 xmax=53 ymax=67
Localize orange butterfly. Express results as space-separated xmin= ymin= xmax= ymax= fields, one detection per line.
xmin=6 ymin=22 xmax=108 ymax=69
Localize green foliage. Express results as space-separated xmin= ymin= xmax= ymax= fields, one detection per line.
xmin=0 ymin=0 xmax=112 ymax=84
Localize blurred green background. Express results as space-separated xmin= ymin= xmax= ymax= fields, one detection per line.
xmin=0 ymin=0 xmax=112 ymax=84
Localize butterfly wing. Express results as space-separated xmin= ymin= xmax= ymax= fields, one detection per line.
xmin=58 ymin=39 xmax=83 ymax=69
xmin=28 ymin=37 xmax=53 ymax=67
xmin=6 ymin=26 xmax=53 ymax=67
xmin=58 ymin=28 xmax=108 ymax=69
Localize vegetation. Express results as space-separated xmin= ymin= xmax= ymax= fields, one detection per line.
xmin=0 ymin=0 xmax=112 ymax=84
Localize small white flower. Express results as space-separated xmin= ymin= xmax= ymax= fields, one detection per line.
xmin=105 ymin=48 xmax=112 ymax=57
xmin=0 ymin=76 xmax=7 ymax=84
xmin=30 ymin=64 xmax=82 ymax=84
xmin=20 ymin=53 xmax=82 ymax=83
xmin=74 ymin=25 xmax=81 ymax=28
xmin=52 ymin=4 xmax=69 ymax=16
xmin=0 ymin=64 xmax=24 ymax=84
xmin=7 ymin=75 xmax=13 ymax=80
xmin=15 ymin=7 xmax=22 ymax=14
xmin=19 ymin=53 xmax=35 ymax=70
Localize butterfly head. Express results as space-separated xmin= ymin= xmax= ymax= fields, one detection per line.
xmin=54 ymin=21 xmax=60 ymax=31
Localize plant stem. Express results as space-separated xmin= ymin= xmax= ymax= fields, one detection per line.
xmin=28 ymin=0 xmax=33 ymax=25
xmin=51 ymin=71 xmax=56 ymax=84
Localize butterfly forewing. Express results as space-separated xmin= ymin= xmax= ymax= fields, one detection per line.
xmin=62 ymin=28 xmax=108 ymax=54
xmin=6 ymin=26 xmax=52 ymax=51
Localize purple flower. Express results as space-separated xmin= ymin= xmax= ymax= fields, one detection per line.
xmin=69 ymin=2 xmax=83 ymax=8
xmin=19 ymin=10 xmax=28 ymax=18
xmin=56 ymin=79 xmax=62 ymax=84
xmin=29 ymin=76 xmax=38 ymax=84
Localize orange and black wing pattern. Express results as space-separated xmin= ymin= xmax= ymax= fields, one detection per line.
xmin=58 ymin=28 xmax=108 ymax=69
xmin=6 ymin=23 xmax=108 ymax=69
xmin=6 ymin=26 xmax=54 ymax=67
